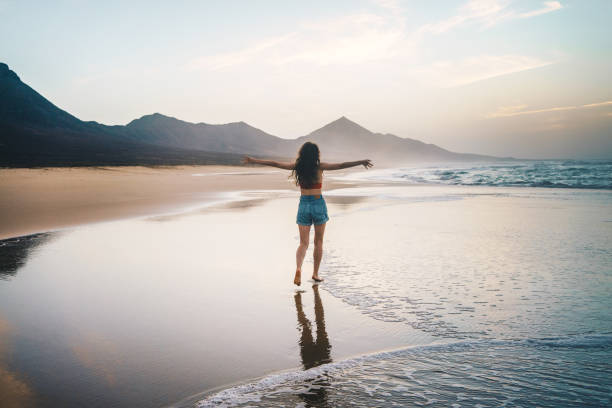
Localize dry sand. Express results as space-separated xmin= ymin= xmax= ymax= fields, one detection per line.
xmin=0 ymin=165 xmax=357 ymax=240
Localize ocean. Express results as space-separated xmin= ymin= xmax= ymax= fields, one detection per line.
xmin=333 ymin=160 xmax=612 ymax=190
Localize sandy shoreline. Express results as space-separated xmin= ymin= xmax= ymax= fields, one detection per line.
xmin=0 ymin=165 xmax=358 ymax=240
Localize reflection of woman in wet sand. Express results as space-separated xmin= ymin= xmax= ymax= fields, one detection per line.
xmin=294 ymin=284 xmax=332 ymax=370
xmin=243 ymin=142 xmax=372 ymax=285
xmin=294 ymin=284 xmax=332 ymax=406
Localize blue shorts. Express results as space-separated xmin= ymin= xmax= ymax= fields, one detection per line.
xmin=297 ymin=195 xmax=329 ymax=226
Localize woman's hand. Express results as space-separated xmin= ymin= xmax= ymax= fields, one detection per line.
xmin=361 ymin=159 xmax=373 ymax=169
xmin=242 ymin=155 xmax=254 ymax=165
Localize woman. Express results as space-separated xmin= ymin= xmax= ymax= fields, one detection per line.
xmin=243 ymin=142 xmax=372 ymax=286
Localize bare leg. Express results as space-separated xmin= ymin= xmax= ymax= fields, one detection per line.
xmin=313 ymin=222 xmax=326 ymax=281
xmin=295 ymin=224 xmax=311 ymax=285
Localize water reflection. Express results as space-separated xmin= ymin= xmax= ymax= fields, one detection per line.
xmin=0 ymin=315 xmax=36 ymax=408
xmin=0 ymin=232 xmax=55 ymax=279
xmin=147 ymin=196 xmax=272 ymax=223
xmin=294 ymin=284 xmax=332 ymax=407
xmin=323 ymin=195 xmax=367 ymax=209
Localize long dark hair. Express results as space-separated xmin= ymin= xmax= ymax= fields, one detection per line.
xmin=291 ymin=142 xmax=320 ymax=187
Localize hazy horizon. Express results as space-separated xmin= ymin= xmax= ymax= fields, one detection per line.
xmin=1 ymin=0 xmax=611 ymax=159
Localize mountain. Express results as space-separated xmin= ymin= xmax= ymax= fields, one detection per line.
xmin=295 ymin=116 xmax=503 ymax=164
xmin=124 ymin=113 xmax=294 ymax=157
xmin=0 ymin=63 xmax=245 ymax=166
xmin=0 ymin=62 xmax=509 ymax=167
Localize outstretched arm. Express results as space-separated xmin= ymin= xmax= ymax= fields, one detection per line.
xmin=320 ymin=159 xmax=372 ymax=171
xmin=242 ymin=156 xmax=295 ymax=170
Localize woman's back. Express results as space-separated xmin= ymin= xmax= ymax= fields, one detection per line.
xmin=299 ymin=169 xmax=323 ymax=190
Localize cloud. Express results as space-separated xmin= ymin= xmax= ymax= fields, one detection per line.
xmin=518 ymin=1 xmax=563 ymax=18
xmin=582 ymin=101 xmax=612 ymax=108
xmin=188 ymin=34 xmax=296 ymax=71
xmin=417 ymin=55 xmax=555 ymax=87
xmin=188 ymin=0 xmax=563 ymax=73
xmin=371 ymin=0 xmax=404 ymax=15
xmin=417 ymin=0 xmax=511 ymax=34
xmin=0 ymin=316 xmax=35 ymax=408
xmin=188 ymin=12 xmax=406 ymax=71
xmin=487 ymin=100 xmax=612 ymax=118
xmin=72 ymin=331 xmax=121 ymax=386
xmin=186 ymin=0 xmax=563 ymax=97
xmin=418 ymin=0 xmax=563 ymax=35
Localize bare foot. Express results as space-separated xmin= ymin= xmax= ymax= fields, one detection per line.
xmin=294 ymin=269 xmax=302 ymax=286
xmin=312 ymin=275 xmax=324 ymax=282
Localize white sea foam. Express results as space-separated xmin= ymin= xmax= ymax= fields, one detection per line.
xmin=196 ymin=334 xmax=612 ymax=407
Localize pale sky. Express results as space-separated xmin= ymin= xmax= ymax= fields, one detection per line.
xmin=2 ymin=0 xmax=611 ymax=159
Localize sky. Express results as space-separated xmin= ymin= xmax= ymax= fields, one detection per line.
xmin=1 ymin=0 xmax=611 ymax=159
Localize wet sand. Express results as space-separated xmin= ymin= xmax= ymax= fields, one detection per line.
xmin=0 ymin=166 xmax=358 ymax=240
xmin=0 ymin=189 xmax=428 ymax=408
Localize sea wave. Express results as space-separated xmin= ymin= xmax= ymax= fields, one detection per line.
xmin=334 ymin=161 xmax=612 ymax=190
xmin=196 ymin=334 xmax=612 ymax=407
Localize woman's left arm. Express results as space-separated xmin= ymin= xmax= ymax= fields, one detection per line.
xmin=243 ymin=156 xmax=295 ymax=170
xmin=320 ymin=159 xmax=372 ymax=170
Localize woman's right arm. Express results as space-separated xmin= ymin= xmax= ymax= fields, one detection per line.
xmin=320 ymin=159 xmax=372 ymax=170
xmin=242 ymin=156 xmax=295 ymax=170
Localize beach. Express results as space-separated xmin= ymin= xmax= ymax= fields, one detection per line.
xmin=0 ymin=163 xmax=611 ymax=407
xmin=0 ymin=165 xmax=357 ymax=240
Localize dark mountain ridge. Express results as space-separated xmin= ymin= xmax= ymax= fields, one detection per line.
xmin=0 ymin=63 xmax=245 ymax=166
xmin=124 ymin=113 xmax=294 ymax=156
xmin=0 ymin=63 xmax=509 ymax=167
xmin=294 ymin=116 xmax=505 ymax=164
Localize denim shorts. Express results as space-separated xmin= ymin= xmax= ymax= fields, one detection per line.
xmin=297 ymin=195 xmax=329 ymax=226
